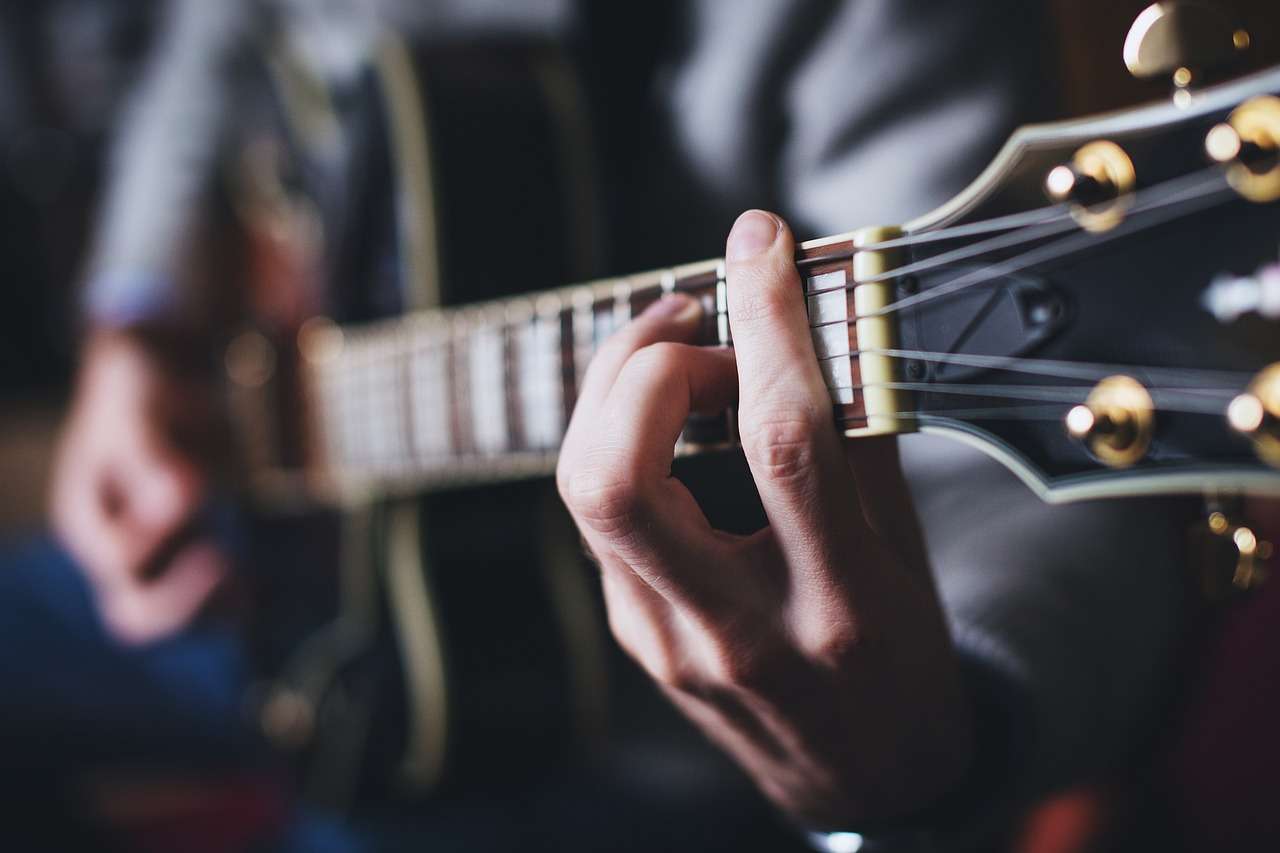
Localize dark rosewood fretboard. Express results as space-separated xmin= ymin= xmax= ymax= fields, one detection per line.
xmin=295 ymin=231 xmax=887 ymax=495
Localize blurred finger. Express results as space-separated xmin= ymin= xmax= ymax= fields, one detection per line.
xmin=117 ymin=442 xmax=204 ymax=546
xmin=98 ymin=539 xmax=229 ymax=645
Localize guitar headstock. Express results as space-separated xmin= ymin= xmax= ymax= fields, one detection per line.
xmin=849 ymin=65 xmax=1280 ymax=502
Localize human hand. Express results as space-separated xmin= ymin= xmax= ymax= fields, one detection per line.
xmin=557 ymin=211 xmax=972 ymax=826
xmin=50 ymin=330 xmax=229 ymax=644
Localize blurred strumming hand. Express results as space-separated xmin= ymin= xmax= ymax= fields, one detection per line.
xmin=50 ymin=330 xmax=228 ymax=644
xmin=557 ymin=211 xmax=972 ymax=826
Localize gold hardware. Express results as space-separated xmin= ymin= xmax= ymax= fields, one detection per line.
xmin=1124 ymin=3 xmax=1250 ymax=92
xmin=1229 ymin=363 xmax=1280 ymax=466
xmin=1044 ymin=141 xmax=1136 ymax=233
xmin=845 ymin=226 xmax=914 ymax=437
xmin=1206 ymin=96 xmax=1280 ymax=203
xmin=1199 ymin=510 xmax=1272 ymax=595
xmin=1065 ymin=375 xmax=1155 ymax=468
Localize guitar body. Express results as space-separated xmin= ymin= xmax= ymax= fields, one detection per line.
xmin=240 ymin=37 xmax=607 ymax=804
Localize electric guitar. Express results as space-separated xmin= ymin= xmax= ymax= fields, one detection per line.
xmin=232 ymin=5 xmax=1280 ymax=823
xmin=270 ymin=76 xmax=1280 ymax=505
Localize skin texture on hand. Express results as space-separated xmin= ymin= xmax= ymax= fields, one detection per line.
xmin=556 ymin=211 xmax=973 ymax=827
xmin=50 ymin=330 xmax=229 ymax=645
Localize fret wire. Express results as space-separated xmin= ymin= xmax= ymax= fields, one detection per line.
xmin=572 ymin=287 xmax=595 ymax=403
xmin=319 ymin=255 xmax=865 ymax=482
xmin=449 ymin=316 xmax=472 ymax=459
xmin=511 ymin=310 xmax=529 ymax=453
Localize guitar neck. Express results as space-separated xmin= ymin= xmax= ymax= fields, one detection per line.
xmin=292 ymin=229 xmax=903 ymax=497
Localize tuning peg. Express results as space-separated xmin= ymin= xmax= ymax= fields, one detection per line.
xmin=1229 ymin=363 xmax=1280 ymax=466
xmin=1206 ymin=96 xmax=1280 ymax=202
xmin=1065 ymin=375 xmax=1154 ymax=468
xmin=1044 ymin=141 xmax=1136 ymax=232
xmin=1124 ymin=2 xmax=1251 ymax=100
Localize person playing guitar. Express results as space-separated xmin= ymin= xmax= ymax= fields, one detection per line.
xmin=39 ymin=0 xmax=1280 ymax=850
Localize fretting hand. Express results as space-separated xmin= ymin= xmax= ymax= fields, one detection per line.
xmin=557 ymin=210 xmax=973 ymax=826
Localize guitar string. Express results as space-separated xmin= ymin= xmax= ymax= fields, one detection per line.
xmin=860 ymin=171 xmax=1234 ymax=318
xmin=804 ymin=172 xmax=1231 ymax=335
xmin=800 ymin=207 xmax=1087 ymax=298
xmin=327 ymin=168 xmax=1245 ymax=460
xmin=793 ymin=202 xmax=1073 ymax=270
xmin=330 ymin=167 xmax=1231 ymax=379
xmin=827 ymin=381 xmax=1234 ymax=415
xmin=798 ymin=163 xmax=1228 ymax=300
xmin=795 ymin=165 xmax=1222 ymax=279
xmin=815 ymin=348 xmax=1254 ymax=388
xmin=838 ymin=404 xmax=1072 ymax=423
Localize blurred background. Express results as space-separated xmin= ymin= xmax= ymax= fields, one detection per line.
xmin=0 ymin=1 xmax=158 ymax=529
xmin=1 ymin=1 xmax=1279 ymax=852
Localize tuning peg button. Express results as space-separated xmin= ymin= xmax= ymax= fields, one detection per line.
xmin=1207 ymin=96 xmax=1280 ymax=202
xmin=1124 ymin=2 xmax=1251 ymax=94
xmin=1230 ymin=363 xmax=1280 ymax=467
xmin=1066 ymin=376 xmax=1154 ymax=468
xmin=1045 ymin=141 xmax=1136 ymax=233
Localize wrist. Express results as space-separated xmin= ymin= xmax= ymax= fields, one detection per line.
xmin=799 ymin=649 xmax=1033 ymax=851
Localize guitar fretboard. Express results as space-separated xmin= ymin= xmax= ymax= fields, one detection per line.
xmin=299 ymin=230 xmax=900 ymax=495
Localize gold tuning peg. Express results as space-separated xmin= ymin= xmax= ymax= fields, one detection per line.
xmin=1044 ymin=141 xmax=1136 ymax=233
xmin=1124 ymin=2 xmax=1251 ymax=97
xmin=1229 ymin=363 xmax=1280 ymax=466
xmin=1205 ymin=96 xmax=1280 ymax=203
xmin=1065 ymin=375 xmax=1155 ymax=468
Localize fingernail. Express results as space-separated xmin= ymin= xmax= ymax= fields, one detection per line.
xmin=644 ymin=293 xmax=701 ymax=323
xmin=726 ymin=210 xmax=779 ymax=261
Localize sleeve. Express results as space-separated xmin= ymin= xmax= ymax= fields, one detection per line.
xmin=901 ymin=435 xmax=1186 ymax=844
xmin=663 ymin=0 xmax=1054 ymax=232
xmin=83 ymin=0 xmax=256 ymax=327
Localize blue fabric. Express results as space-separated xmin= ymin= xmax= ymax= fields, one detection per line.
xmin=0 ymin=536 xmax=255 ymax=770
xmin=0 ymin=537 xmax=802 ymax=853
xmin=0 ymin=536 xmax=376 ymax=853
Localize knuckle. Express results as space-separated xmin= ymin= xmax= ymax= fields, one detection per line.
xmin=740 ymin=414 xmax=822 ymax=484
xmin=805 ymin=625 xmax=869 ymax=674
xmin=563 ymin=463 xmax=643 ymax=538
xmin=645 ymin=652 xmax=701 ymax=695
xmin=622 ymin=342 xmax=686 ymax=384
xmin=706 ymin=645 xmax=769 ymax=693
xmin=702 ymin=629 xmax=790 ymax=694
